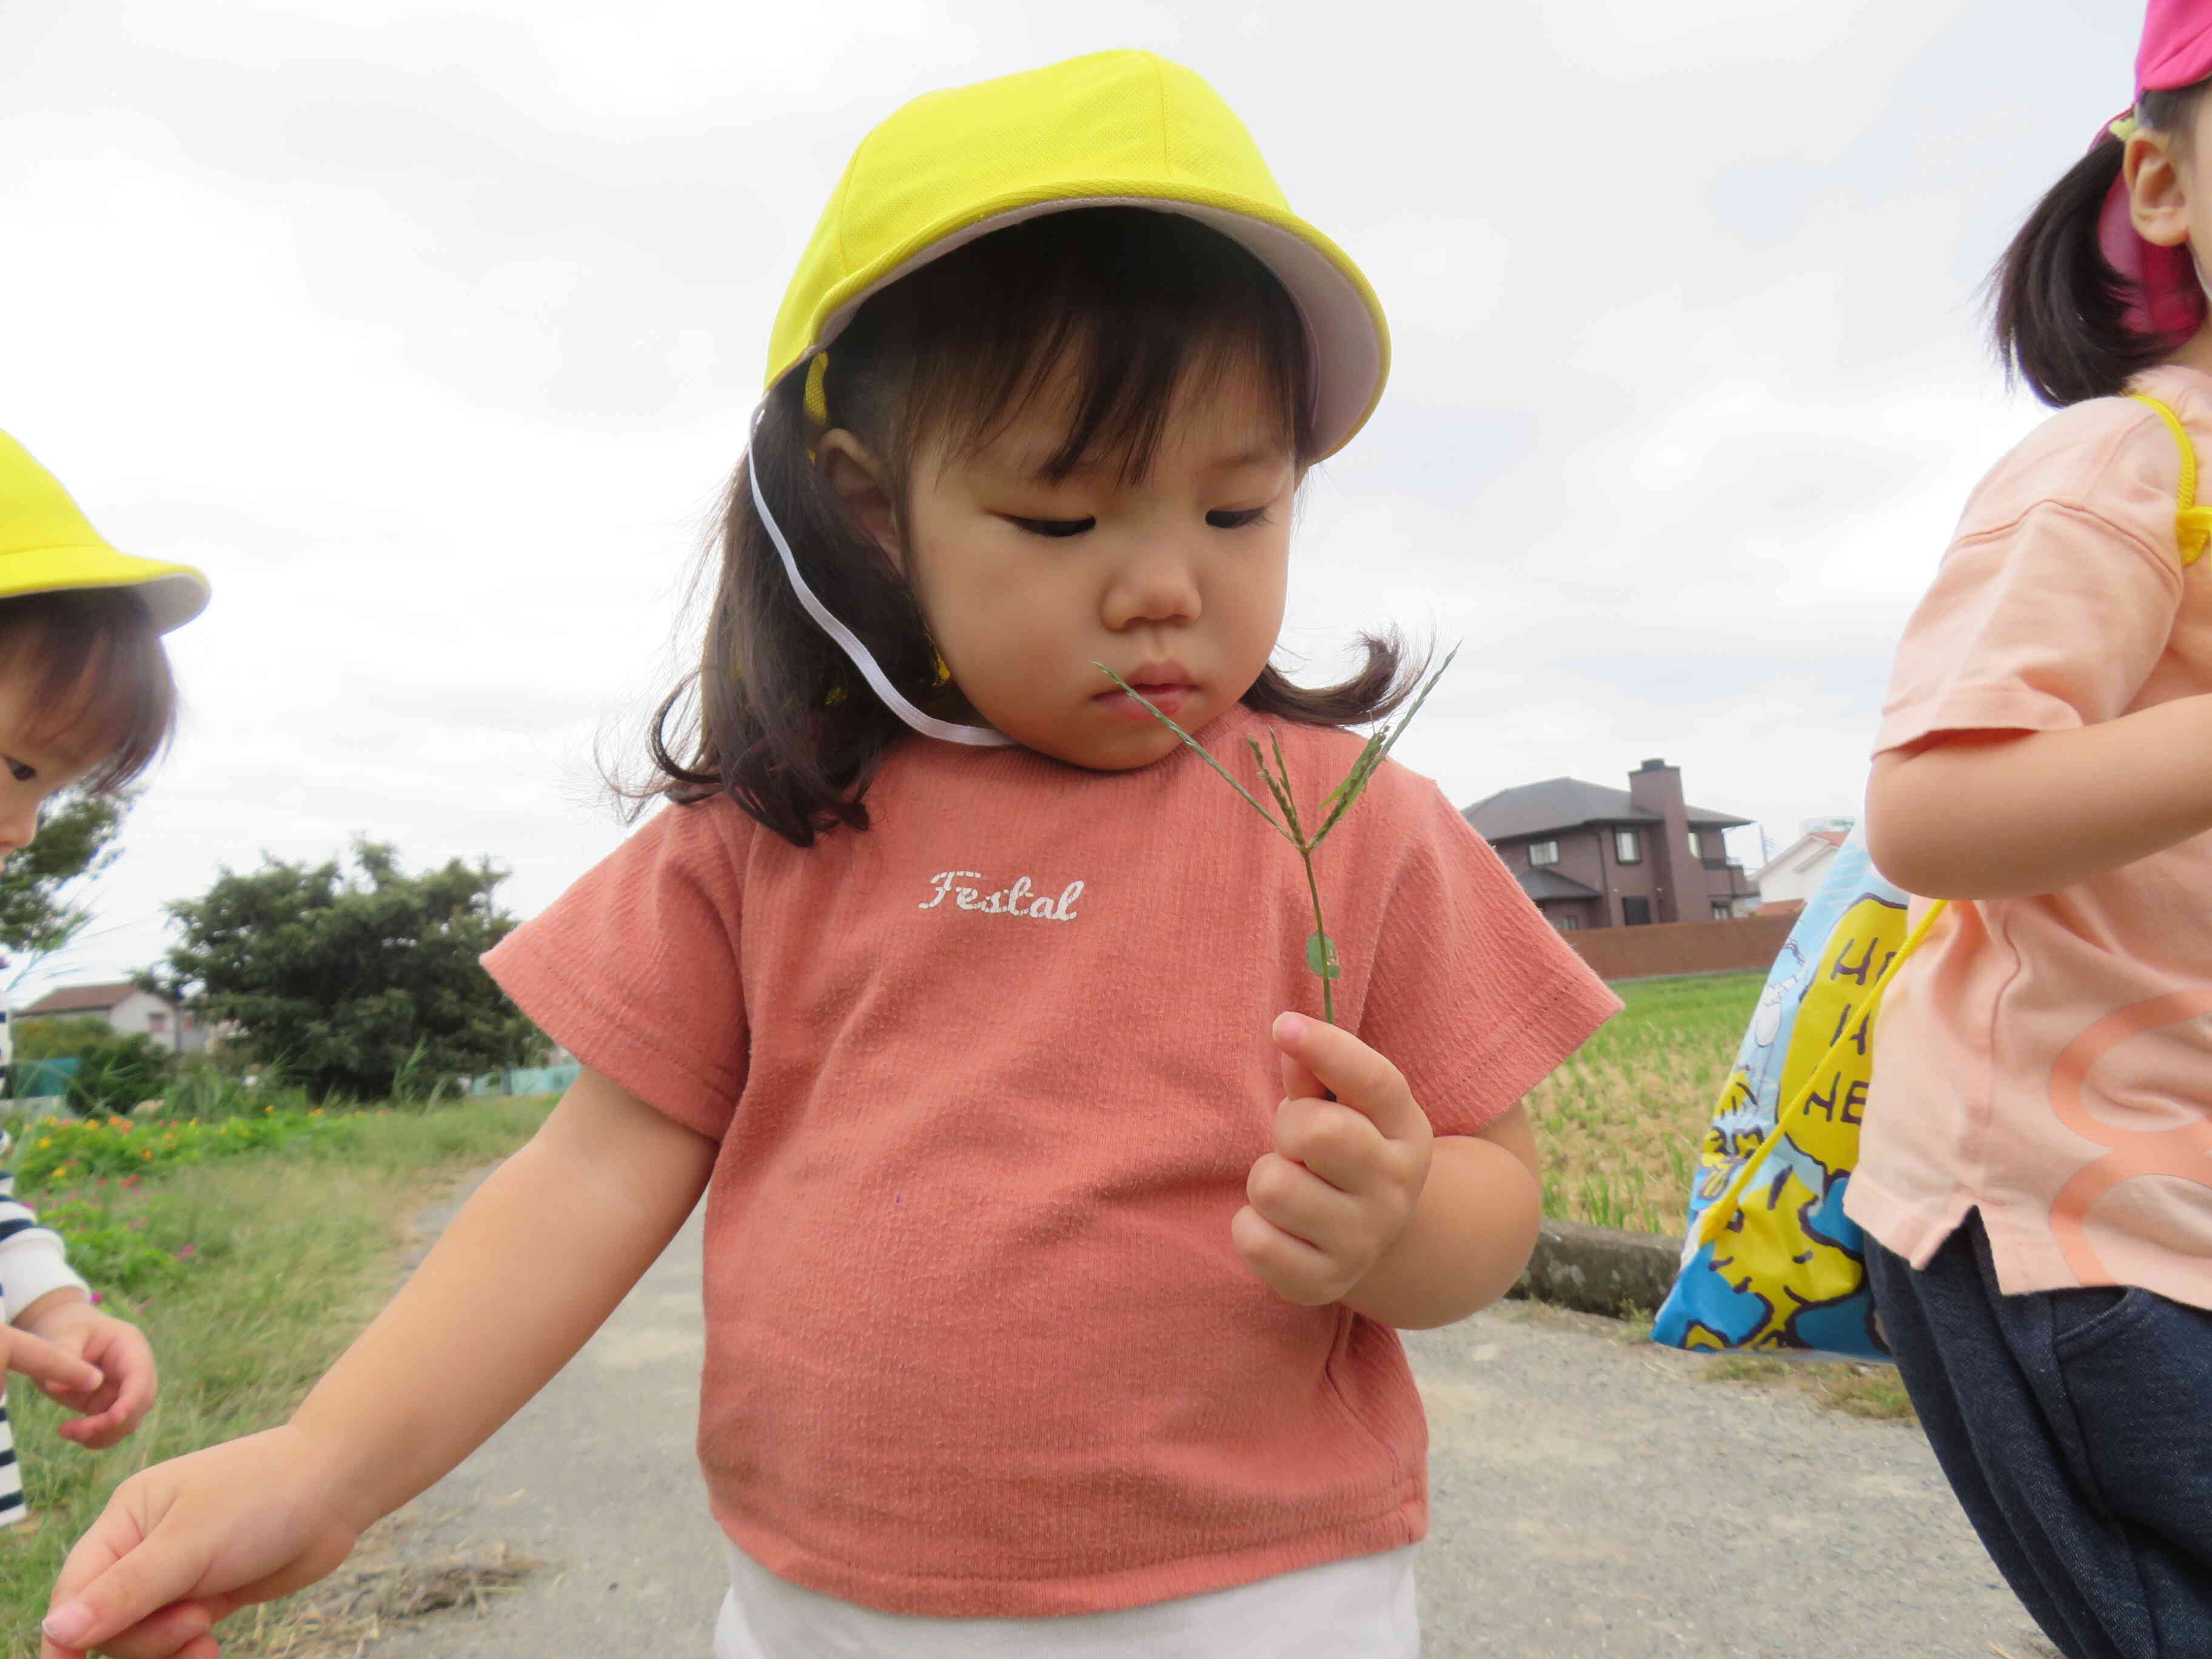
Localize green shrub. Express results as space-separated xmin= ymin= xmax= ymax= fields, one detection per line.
xmin=62 ymin=1032 xmax=176 ymax=1116
xmin=10 ymin=1015 xmax=113 ymax=1062
xmin=30 ymin=1187 xmax=196 ymax=1301
xmin=10 ymin=1108 xmax=358 ymax=1192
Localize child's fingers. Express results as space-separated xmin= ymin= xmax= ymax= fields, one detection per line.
xmin=58 ymin=1405 xmax=135 ymax=1450
xmin=44 ymin=1598 xmax=220 ymax=1659
xmin=1270 ymin=1013 xmax=1427 ymax=1142
xmin=67 ymin=1333 xmax=158 ymax=1445
xmin=1276 ymin=1042 xmax=1326 ymax=1108
xmin=42 ymin=1521 xmax=218 ymax=1658
xmin=5 ymin=1329 xmax=106 ymax=1398
xmin=111 ymin=1333 xmax=159 ymax=1420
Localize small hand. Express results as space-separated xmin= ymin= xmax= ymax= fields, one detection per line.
xmin=16 ymin=1296 xmax=158 ymax=1449
xmin=42 ymin=1427 xmax=362 ymax=1659
xmin=1233 ymin=1012 xmax=1435 ymax=1307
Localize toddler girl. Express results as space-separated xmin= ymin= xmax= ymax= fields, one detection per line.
xmin=0 ymin=426 xmax=204 ymax=1524
xmin=1852 ymin=4 xmax=2212 ymax=1655
xmin=41 ymin=53 xmax=1616 ymax=1659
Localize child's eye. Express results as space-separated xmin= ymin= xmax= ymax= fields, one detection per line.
xmin=1009 ymin=517 xmax=1096 ymax=539
xmin=1206 ymin=507 xmax=1271 ymax=530
xmin=4 ymin=758 xmax=32 ymax=783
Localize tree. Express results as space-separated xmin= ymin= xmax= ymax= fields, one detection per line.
xmin=152 ymin=839 xmax=538 ymax=1102
xmin=0 ymin=791 xmax=130 ymax=989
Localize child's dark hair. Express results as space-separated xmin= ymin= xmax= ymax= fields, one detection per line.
xmin=1994 ymin=82 xmax=2212 ymax=405
xmin=0 ymin=589 xmax=177 ymax=792
xmin=646 ymin=207 xmax=1426 ymax=848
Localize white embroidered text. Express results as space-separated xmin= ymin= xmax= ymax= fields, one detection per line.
xmin=919 ymin=870 xmax=1084 ymax=921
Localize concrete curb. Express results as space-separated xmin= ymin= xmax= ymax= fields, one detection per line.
xmin=1510 ymin=1216 xmax=1684 ymax=1318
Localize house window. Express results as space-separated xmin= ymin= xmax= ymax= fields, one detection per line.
xmin=1614 ymin=828 xmax=1643 ymax=864
xmin=1711 ymin=900 xmax=1734 ymax=920
xmin=1553 ymin=913 xmax=1581 ymax=932
xmin=1623 ymin=897 xmax=1652 ymax=926
xmin=148 ymin=1013 xmax=167 ymax=1033
xmin=1528 ymin=839 xmax=1560 ymax=867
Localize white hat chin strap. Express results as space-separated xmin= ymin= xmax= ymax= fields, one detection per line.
xmin=746 ymin=408 xmax=1016 ymax=748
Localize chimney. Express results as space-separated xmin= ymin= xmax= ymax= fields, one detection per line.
xmin=1627 ymin=757 xmax=1694 ymax=925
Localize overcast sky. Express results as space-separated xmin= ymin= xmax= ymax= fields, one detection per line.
xmin=0 ymin=0 xmax=2139 ymax=996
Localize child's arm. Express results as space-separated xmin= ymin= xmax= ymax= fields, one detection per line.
xmin=1234 ymin=1013 xmax=1540 ymax=1332
xmin=1865 ymin=691 xmax=2212 ymax=899
xmin=39 ymin=1067 xmax=716 ymax=1659
xmin=1340 ymin=1111 xmax=1539 ymax=1331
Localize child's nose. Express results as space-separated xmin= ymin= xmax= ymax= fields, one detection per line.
xmin=1104 ymin=540 xmax=1202 ymax=629
xmin=0 ymin=803 xmax=38 ymax=857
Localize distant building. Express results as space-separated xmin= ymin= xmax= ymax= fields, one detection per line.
xmin=15 ymin=982 xmax=209 ymax=1053
xmin=1754 ymin=822 xmax=1855 ymax=913
xmin=1463 ymin=758 xmax=1757 ymax=932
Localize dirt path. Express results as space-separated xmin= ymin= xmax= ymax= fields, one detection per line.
xmin=297 ymin=1169 xmax=2054 ymax=1658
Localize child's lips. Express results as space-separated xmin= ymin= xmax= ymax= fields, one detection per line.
xmin=1094 ymin=682 xmax=1196 ymax=720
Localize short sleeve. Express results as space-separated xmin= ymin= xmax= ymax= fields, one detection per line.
xmin=1874 ymin=498 xmax=2182 ymax=758
xmin=1355 ymin=780 xmax=1620 ymax=1139
xmin=0 ymin=1159 xmax=89 ymax=1324
xmin=481 ymin=798 xmax=751 ymax=1141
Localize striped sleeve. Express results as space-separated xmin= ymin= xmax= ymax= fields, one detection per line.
xmin=0 ymin=1143 xmax=89 ymax=1325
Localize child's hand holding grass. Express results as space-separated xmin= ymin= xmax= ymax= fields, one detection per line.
xmin=1233 ymin=1012 xmax=1435 ymax=1307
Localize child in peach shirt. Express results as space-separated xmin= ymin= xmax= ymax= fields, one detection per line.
xmin=1852 ymin=6 xmax=2212 ymax=1656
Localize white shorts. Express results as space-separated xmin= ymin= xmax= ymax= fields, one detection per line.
xmin=713 ymin=1540 xmax=1420 ymax=1659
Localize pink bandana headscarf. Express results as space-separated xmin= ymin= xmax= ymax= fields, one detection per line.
xmin=2102 ymin=0 xmax=2212 ymax=342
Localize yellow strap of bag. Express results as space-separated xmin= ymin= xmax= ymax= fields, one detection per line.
xmin=2127 ymin=394 xmax=2211 ymax=566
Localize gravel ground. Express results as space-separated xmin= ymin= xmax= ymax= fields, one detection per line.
xmin=326 ymin=1168 xmax=2054 ymax=1659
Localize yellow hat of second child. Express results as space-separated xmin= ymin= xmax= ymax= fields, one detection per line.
xmin=0 ymin=429 xmax=209 ymax=633
xmin=768 ymin=50 xmax=1390 ymax=459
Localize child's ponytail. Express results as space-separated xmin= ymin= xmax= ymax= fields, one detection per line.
xmin=1994 ymin=86 xmax=2208 ymax=406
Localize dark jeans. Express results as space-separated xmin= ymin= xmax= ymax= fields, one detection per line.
xmin=1865 ymin=1212 xmax=2212 ymax=1659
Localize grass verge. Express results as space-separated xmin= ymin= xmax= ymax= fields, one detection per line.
xmin=0 ymin=1096 xmax=555 ymax=1658
xmin=1526 ymin=969 xmax=1763 ymax=1234
xmin=1699 ymin=1352 xmax=1915 ymax=1420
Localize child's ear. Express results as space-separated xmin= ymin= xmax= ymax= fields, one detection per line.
xmin=2127 ymin=129 xmax=2193 ymax=248
xmin=816 ymin=431 xmax=904 ymax=571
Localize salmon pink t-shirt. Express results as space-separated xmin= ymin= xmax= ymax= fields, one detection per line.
xmin=483 ymin=703 xmax=1617 ymax=1618
xmin=1848 ymin=365 xmax=2212 ymax=1308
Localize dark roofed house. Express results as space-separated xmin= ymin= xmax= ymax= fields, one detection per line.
xmin=1463 ymin=758 xmax=1756 ymax=933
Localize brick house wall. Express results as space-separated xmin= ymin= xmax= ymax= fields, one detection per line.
xmin=1466 ymin=759 xmax=1758 ymax=933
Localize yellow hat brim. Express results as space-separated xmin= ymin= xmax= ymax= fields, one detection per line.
xmin=771 ymin=186 xmax=1389 ymax=460
xmin=766 ymin=52 xmax=1390 ymax=460
xmin=0 ymin=545 xmax=211 ymax=634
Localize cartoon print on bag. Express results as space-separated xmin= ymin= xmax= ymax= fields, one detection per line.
xmin=1673 ymin=888 xmax=1910 ymax=1353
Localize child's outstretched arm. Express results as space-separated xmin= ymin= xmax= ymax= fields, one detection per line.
xmin=1235 ymin=1013 xmax=1541 ymax=1332
xmin=39 ymin=1067 xmax=715 ymax=1659
xmin=1866 ymin=692 xmax=2212 ymax=899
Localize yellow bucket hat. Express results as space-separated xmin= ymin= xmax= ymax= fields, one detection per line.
xmin=0 ymin=429 xmax=209 ymax=632
xmin=768 ymin=50 xmax=1389 ymax=459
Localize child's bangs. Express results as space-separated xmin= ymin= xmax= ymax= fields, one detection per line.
xmin=883 ymin=208 xmax=1316 ymax=487
xmin=2 ymin=590 xmax=177 ymax=792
